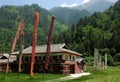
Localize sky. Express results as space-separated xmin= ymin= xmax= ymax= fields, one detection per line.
xmin=0 ymin=0 xmax=118 ymax=10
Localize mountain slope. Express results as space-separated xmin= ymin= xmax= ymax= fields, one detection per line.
xmin=73 ymin=0 xmax=114 ymax=13
xmin=50 ymin=7 xmax=91 ymax=27
xmin=53 ymin=0 xmax=120 ymax=65
xmin=0 ymin=4 xmax=68 ymax=52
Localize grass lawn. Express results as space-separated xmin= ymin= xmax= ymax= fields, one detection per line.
xmin=65 ymin=66 xmax=120 ymax=82
xmin=0 ymin=72 xmax=67 ymax=82
xmin=0 ymin=67 xmax=120 ymax=82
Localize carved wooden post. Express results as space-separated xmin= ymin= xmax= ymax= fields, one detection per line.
xmin=93 ymin=48 xmax=99 ymax=70
xmin=105 ymin=53 xmax=107 ymax=69
xmin=99 ymin=55 xmax=101 ymax=70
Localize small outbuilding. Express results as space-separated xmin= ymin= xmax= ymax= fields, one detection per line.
xmin=0 ymin=53 xmax=16 ymax=71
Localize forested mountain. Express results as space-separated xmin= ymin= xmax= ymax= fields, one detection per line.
xmin=72 ymin=0 xmax=114 ymax=13
xmin=50 ymin=0 xmax=115 ymax=27
xmin=0 ymin=1 xmax=120 ymax=66
xmin=53 ymin=0 xmax=120 ymax=65
xmin=0 ymin=4 xmax=68 ymax=52
xmin=50 ymin=7 xmax=91 ymax=27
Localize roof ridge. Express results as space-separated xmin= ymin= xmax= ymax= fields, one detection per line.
xmin=35 ymin=43 xmax=65 ymax=47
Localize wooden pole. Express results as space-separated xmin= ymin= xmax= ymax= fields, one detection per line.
xmin=5 ymin=19 xmax=24 ymax=74
xmin=30 ymin=12 xmax=39 ymax=77
xmin=44 ymin=16 xmax=55 ymax=70
xmin=18 ymin=19 xmax=24 ymax=72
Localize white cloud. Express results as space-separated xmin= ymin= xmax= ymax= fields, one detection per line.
xmin=60 ymin=3 xmax=78 ymax=7
xmin=106 ymin=0 xmax=118 ymax=3
xmin=81 ymin=0 xmax=90 ymax=4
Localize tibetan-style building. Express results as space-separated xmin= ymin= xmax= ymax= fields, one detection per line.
xmin=12 ymin=43 xmax=83 ymax=74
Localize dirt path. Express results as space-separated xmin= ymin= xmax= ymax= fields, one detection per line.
xmin=46 ymin=72 xmax=90 ymax=82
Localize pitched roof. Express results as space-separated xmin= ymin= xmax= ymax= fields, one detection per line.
xmin=12 ymin=43 xmax=82 ymax=56
xmin=0 ymin=53 xmax=16 ymax=63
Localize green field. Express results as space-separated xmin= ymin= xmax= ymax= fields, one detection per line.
xmin=66 ymin=67 xmax=120 ymax=82
xmin=0 ymin=72 xmax=67 ymax=82
xmin=0 ymin=67 xmax=120 ymax=82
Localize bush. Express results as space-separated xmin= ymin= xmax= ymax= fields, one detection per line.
xmin=84 ymin=56 xmax=94 ymax=66
xmin=107 ymin=55 xmax=115 ymax=66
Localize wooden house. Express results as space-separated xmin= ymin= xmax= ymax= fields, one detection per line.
xmin=12 ymin=43 xmax=83 ymax=74
xmin=0 ymin=54 xmax=16 ymax=71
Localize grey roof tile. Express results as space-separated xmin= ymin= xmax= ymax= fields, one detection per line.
xmin=12 ymin=43 xmax=82 ymax=56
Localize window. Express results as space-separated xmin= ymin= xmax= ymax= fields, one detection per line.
xmin=25 ymin=57 xmax=29 ymax=61
xmin=35 ymin=56 xmax=39 ymax=62
xmin=38 ymin=56 xmax=41 ymax=61
xmin=59 ymin=55 xmax=62 ymax=60
xmin=73 ymin=56 xmax=75 ymax=61
xmin=43 ymin=56 xmax=46 ymax=60
xmin=22 ymin=57 xmax=25 ymax=61
xmin=69 ymin=55 xmax=71 ymax=60
xmin=24 ymin=57 xmax=30 ymax=63
xmin=52 ymin=56 xmax=58 ymax=60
